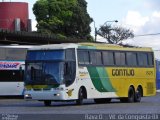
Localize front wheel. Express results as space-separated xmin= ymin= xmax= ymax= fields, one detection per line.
xmin=44 ymin=100 xmax=51 ymax=106
xmin=76 ymin=88 xmax=84 ymax=105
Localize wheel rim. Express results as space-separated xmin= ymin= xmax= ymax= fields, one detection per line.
xmin=76 ymin=88 xmax=83 ymax=105
xmin=128 ymin=88 xmax=134 ymax=102
xmin=135 ymin=87 xmax=142 ymax=102
xmin=129 ymin=90 xmax=134 ymax=99
xmin=79 ymin=89 xmax=83 ymax=101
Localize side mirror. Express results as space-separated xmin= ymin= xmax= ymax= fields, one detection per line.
xmin=19 ymin=64 xmax=25 ymax=75
xmin=19 ymin=64 xmax=25 ymax=80
xmin=19 ymin=64 xmax=25 ymax=71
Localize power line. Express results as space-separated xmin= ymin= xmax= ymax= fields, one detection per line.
xmin=94 ymin=32 xmax=160 ymax=41
xmin=135 ymin=33 xmax=160 ymax=37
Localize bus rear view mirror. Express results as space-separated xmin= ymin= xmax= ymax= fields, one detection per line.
xmin=19 ymin=64 xmax=25 ymax=71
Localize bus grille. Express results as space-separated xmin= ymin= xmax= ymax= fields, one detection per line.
xmin=146 ymin=82 xmax=154 ymax=95
xmin=33 ymin=88 xmax=51 ymax=91
xmin=33 ymin=89 xmax=41 ymax=91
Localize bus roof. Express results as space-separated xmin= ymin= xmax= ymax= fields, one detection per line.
xmin=28 ymin=43 xmax=78 ymax=50
xmin=28 ymin=43 xmax=153 ymax=52
xmin=0 ymin=45 xmax=35 ymax=49
xmin=79 ymin=43 xmax=153 ymax=52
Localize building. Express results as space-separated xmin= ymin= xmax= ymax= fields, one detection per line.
xmin=0 ymin=2 xmax=31 ymax=32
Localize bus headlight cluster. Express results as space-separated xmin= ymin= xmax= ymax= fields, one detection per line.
xmin=54 ymin=93 xmax=60 ymax=96
xmin=25 ymin=94 xmax=32 ymax=99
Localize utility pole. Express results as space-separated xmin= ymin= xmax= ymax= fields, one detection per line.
xmin=93 ymin=20 xmax=97 ymax=42
xmin=95 ymin=27 xmax=97 ymax=42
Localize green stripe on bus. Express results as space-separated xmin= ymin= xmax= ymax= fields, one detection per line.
xmin=96 ymin=67 xmax=115 ymax=92
xmin=87 ymin=67 xmax=106 ymax=92
xmin=87 ymin=67 xmax=115 ymax=92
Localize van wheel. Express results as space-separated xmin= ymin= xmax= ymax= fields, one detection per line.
xmin=76 ymin=88 xmax=83 ymax=105
xmin=134 ymin=87 xmax=142 ymax=102
xmin=128 ymin=87 xmax=135 ymax=103
xmin=44 ymin=100 xmax=51 ymax=106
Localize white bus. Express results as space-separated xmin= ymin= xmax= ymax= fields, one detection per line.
xmin=24 ymin=43 xmax=156 ymax=106
xmin=0 ymin=45 xmax=33 ymax=96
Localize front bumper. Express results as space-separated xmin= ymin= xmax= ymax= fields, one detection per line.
xmin=24 ymin=90 xmax=67 ymax=100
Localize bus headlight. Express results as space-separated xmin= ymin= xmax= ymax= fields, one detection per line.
xmin=54 ymin=93 xmax=60 ymax=96
xmin=25 ymin=94 xmax=32 ymax=99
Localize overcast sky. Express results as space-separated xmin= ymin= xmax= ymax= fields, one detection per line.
xmin=86 ymin=0 xmax=160 ymax=59
xmin=4 ymin=0 xmax=160 ymax=59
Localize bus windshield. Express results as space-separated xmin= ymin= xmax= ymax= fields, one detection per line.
xmin=26 ymin=50 xmax=65 ymax=61
xmin=25 ymin=49 xmax=76 ymax=86
xmin=25 ymin=62 xmax=64 ymax=85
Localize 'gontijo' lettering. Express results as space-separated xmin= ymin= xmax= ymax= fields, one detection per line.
xmin=112 ymin=69 xmax=135 ymax=76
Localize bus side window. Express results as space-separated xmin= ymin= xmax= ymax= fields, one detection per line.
xmin=148 ymin=53 xmax=154 ymax=66
xmin=137 ymin=52 xmax=148 ymax=66
xmin=64 ymin=62 xmax=76 ymax=86
xmin=126 ymin=52 xmax=137 ymax=66
xmin=115 ymin=52 xmax=126 ymax=66
xmin=102 ymin=51 xmax=114 ymax=66
xmin=77 ymin=50 xmax=90 ymax=65
xmin=90 ymin=51 xmax=103 ymax=66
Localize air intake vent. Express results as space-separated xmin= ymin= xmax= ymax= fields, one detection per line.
xmin=147 ymin=82 xmax=154 ymax=95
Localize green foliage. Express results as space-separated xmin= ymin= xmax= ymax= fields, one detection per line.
xmin=57 ymin=34 xmax=67 ymax=40
xmin=33 ymin=0 xmax=49 ymax=22
xmin=97 ymin=24 xmax=134 ymax=44
xmin=33 ymin=0 xmax=93 ymax=41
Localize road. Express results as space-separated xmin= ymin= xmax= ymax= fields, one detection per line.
xmin=0 ymin=92 xmax=159 ymax=120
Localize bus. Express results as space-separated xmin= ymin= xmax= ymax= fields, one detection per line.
xmin=24 ymin=43 xmax=156 ymax=106
xmin=0 ymin=45 xmax=32 ymax=96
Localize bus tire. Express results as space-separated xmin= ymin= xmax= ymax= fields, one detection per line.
xmin=127 ymin=87 xmax=135 ymax=103
xmin=44 ymin=100 xmax=51 ymax=106
xmin=134 ymin=87 xmax=142 ymax=102
xmin=76 ymin=88 xmax=84 ymax=105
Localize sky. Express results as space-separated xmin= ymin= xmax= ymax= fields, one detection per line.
xmin=3 ymin=0 xmax=160 ymax=59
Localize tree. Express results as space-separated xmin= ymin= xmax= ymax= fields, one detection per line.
xmin=33 ymin=0 xmax=93 ymax=40
xmin=97 ymin=24 xmax=134 ymax=44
